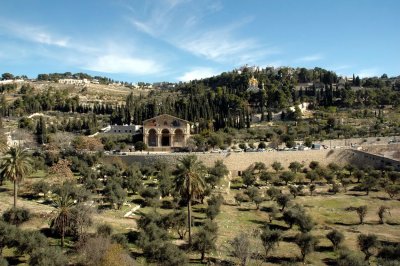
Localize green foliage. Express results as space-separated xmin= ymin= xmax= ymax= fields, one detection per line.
xmin=327 ymin=229 xmax=344 ymax=250
xmin=29 ymin=246 xmax=67 ymax=266
xmin=280 ymin=171 xmax=295 ymax=185
xmin=358 ymin=234 xmax=379 ymax=261
xmin=289 ymin=185 xmax=304 ymax=198
xmin=295 ymin=232 xmax=319 ymax=262
xmin=192 ymin=220 xmax=218 ymax=261
xmin=206 ymin=194 xmax=224 ymax=220
xmin=32 ymin=180 xmax=51 ymax=197
xmin=241 ymin=168 xmax=256 ymax=187
xmin=97 ymin=223 xmax=114 ymax=238
xmin=309 ymin=184 xmax=316 ymax=196
xmin=384 ymin=184 xmax=400 ymax=199
xmin=260 ymin=226 xmax=282 ymax=258
xmin=309 ymin=161 xmax=320 ymax=170
xmin=337 ymin=248 xmax=368 ymax=266
xmin=0 ymin=146 xmax=33 ymax=207
xmin=258 ymin=141 xmax=267 ymax=149
xmin=0 ymin=221 xmax=17 ymax=254
xmin=361 ymin=174 xmax=378 ymax=195
xmin=245 ymin=187 xmax=263 ymax=209
xmin=229 ymin=232 xmax=251 ymax=266
xmin=259 ymin=171 xmax=272 ymax=183
xmin=271 ymin=161 xmax=283 ymax=173
xmin=377 ymin=243 xmax=400 ymax=264
xmin=104 ymin=180 xmax=127 ymax=209
xmin=289 ymin=161 xmax=303 ymax=173
xmin=207 ymin=160 xmax=229 ymax=188
xmin=276 ymin=194 xmax=290 ymax=211
xmin=2 ymin=207 xmax=31 ymax=226
xmin=306 ymin=171 xmax=319 ymax=183
xmin=134 ymin=141 xmax=147 ymax=151
xmin=163 ymin=210 xmax=188 ymax=239
xmin=234 ymin=191 xmax=249 ymax=206
xmin=346 ymin=206 xmax=368 ymax=224
xmin=266 ymin=187 xmax=281 ymax=200
xmin=140 ymin=187 xmax=161 ymax=208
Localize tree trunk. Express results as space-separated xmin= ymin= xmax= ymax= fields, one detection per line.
xmin=201 ymin=249 xmax=205 ymax=261
xmin=61 ymin=220 xmax=65 ymax=248
xmin=187 ymin=175 xmax=192 ymax=246
xmin=13 ymin=181 xmax=17 ymax=208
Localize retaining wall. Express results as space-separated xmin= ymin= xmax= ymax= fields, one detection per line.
xmin=106 ymin=144 xmax=400 ymax=176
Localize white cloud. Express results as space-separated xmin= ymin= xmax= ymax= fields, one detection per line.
xmin=296 ymin=54 xmax=324 ymax=62
xmin=0 ymin=20 xmax=69 ymax=47
xmin=126 ymin=1 xmax=276 ymax=64
xmin=84 ymin=54 xmax=163 ymax=75
xmin=357 ymin=68 xmax=380 ymax=78
xmin=178 ymin=67 xmax=218 ymax=81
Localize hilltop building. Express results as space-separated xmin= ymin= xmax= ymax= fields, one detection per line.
xmin=101 ymin=125 xmax=142 ymax=134
xmin=143 ymin=114 xmax=190 ymax=151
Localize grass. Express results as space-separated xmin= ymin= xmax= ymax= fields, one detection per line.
xmin=1 ymin=169 xmax=399 ymax=265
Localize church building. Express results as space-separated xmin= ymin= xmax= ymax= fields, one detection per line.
xmin=143 ymin=114 xmax=191 ymax=151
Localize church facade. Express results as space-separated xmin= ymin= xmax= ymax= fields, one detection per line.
xmin=143 ymin=114 xmax=191 ymax=151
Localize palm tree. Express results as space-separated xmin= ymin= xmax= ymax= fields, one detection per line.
xmin=174 ymin=155 xmax=207 ymax=246
xmin=0 ymin=133 xmax=7 ymax=153
xmin=50 ymin=193 xmax=75 ymax=248
xmin=0 ymin=146 xmax=33 ymax=208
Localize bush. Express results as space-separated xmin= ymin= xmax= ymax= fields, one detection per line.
xmin=327 ymin=229 xmax=344 ymax=250
xmin=2 ymin=208 xmax=31 ymax=226
xmin=358 ymin=234 xmax=379 ymax=261
xmin=97 ymin=223 xmax=113 ymax=238
xmin=260 ymin=226 xmax=282 ymax=258
xmin=29 ymin=246 xmax=67 ymax=266
xmin=295 ymin=233 xmax=319 ymax=262
xmin=276 ymin=194 xmax=290 ymax=211
xmin=337 ymin=248 xmax=368 ymax=266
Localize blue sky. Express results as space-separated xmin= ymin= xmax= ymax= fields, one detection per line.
xmin=0 ymin=0 xmax=399 ymax=82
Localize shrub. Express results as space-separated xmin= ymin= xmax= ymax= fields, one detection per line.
xmin=327 ymin=229 xmax=344 ymax=250
xmin=377 ymin=206 xmax=391 ymax=224
xmin=266 ymin=187 xmax=281 ymax=200
xmin=2 ymin=208 xmax=31 ymax=226
xmin=346 ymin=206 xmax=368 ymax=224
xmin=295 ymin=233 xmax=319 ymax=262
xmin=229 ymin=232 xmax=250 ymax=266
xmin=97 ymin=223 xmax=113 ymax=238
xmin=276 ymin=194 xmax=290 ymax=211
xmin=358 ymin=234 xmax=379 ymax=261
xmin=337 ymin=248 xmax=368 ymax=266
xmin=29 ymin=246 xmax=67 ymax=266
xmin=260 ymin=226 xmax=282 ymax=258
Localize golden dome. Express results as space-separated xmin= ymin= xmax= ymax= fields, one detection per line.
xmin=249 ymin=76 xmax=258 ymax=87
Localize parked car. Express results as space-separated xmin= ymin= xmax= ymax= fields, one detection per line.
xmin=233 ymin=148 xmax=244 ymax=152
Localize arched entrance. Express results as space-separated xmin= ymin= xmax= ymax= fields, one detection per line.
xmin=161 ymin=129 xmax=170 ymax=146
xmin=174 ymin=129 xmax=184 ymax=147
xmin=148 ymin=129 xmax=157 ymax=147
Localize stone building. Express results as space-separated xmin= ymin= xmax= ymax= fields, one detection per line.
xmin=143 ymin=114 xmax=190 ymax=151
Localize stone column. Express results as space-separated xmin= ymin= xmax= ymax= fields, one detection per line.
xmin=170 ymin=134 xmax=174 ymax=147
xmin=157 ymin=134 xmax=162 ymax=147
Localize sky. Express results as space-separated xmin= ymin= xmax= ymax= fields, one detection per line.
xmin=0 ymin=0 xmax=399 ymax=83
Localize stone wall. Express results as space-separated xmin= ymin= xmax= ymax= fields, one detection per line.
xmin=108 ymin=144 xmax=400 ymax=175
xmin=111 ymin=149 xmax=352 ymax=176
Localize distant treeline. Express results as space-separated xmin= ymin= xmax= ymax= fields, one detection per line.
xmin=1 ymin=67 xmax=400 ymax=131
